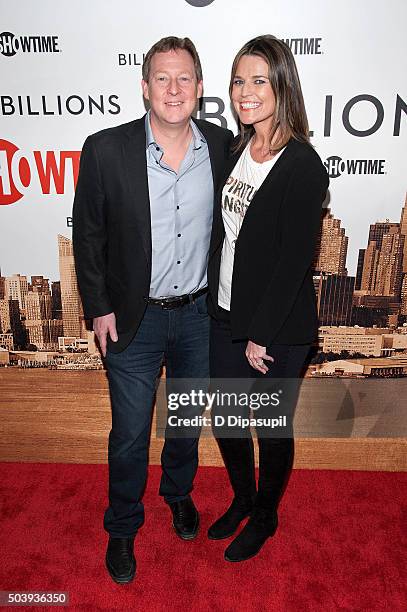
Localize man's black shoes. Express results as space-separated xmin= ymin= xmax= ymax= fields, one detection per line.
xmin=105 ymin=536 xmax=136 ymax=584
xmin=207 ymin=497 xmax=254 ymax=540
xmin=169 ymin=496 xmax=199 ymax=540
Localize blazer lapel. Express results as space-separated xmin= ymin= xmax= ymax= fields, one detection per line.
xmin=249 ymin=137 xmax=296 ymax=200
xmin=192 ymin=118 xmax=223 ymax=191
xmin=210 ymin=138 xmax=297 ymax=256
xmin=210 ymin=147 xmax=242 ymax=254
xmin=122 ymin=117 xmax=152 ymax=265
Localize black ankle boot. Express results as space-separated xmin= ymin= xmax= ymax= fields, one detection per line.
xmin=208 ymin=496 xmax=254 ymax=540
xmin=224 ymin=507 xmax=278 ymax=562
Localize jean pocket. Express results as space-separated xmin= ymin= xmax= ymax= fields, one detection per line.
xmin=192 ymin=294 xmax=208 ymax=316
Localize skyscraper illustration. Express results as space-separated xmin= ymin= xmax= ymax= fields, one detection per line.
xmin=317 ymin=274 xmax=355 ymax=326
xmin=314 ymin=209 xmax=348 ymax=275
xmin=360 ymin=222 xmax=404 ymax=297
xmin=374 ymin=229 xmax=404 ymax=296
xmin=5 ymin=274 xmax=29 ymax=310
xmin=400 ymin=199 xmax=407 ymax=271
xmin=58 ymin=235 xmax=83 ymax=338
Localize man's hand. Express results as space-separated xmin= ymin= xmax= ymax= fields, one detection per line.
xmin=93 ymin=312 xmax=118 ymax=357
xmin=245 ymin=340 xmax=274 ymax=374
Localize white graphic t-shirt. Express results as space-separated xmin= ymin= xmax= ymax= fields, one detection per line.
xmin=218 ymin=140 xmax=286 ymax=311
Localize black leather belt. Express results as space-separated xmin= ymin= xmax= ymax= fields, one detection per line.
xmin=146 ymin=287 xmax=207 ymax=309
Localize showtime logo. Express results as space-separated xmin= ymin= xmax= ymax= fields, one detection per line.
xmin=324 ymin=155 xmax=386 ymax=178
xmin=0 ymin=31 xmax=60 ymax=57
xmin=0 ymin=139 xmax=80 ymax=205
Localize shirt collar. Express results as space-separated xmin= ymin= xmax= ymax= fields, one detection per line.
xmin=145 ymin=110 xmax=206 ymax=152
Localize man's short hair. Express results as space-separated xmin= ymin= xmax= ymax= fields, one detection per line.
xmin=142 ymin=36 xmax=203 ymax=82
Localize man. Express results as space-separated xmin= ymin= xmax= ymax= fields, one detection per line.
xmin=72 ymin=36 xmax=233 ymax=584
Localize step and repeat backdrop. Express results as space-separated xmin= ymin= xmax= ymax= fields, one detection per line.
xmin=0 ymin=0 xmax=406 ymax=434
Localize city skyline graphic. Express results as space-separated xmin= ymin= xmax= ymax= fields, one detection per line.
xmin=1 ymin=195 xmax=407 ymax=376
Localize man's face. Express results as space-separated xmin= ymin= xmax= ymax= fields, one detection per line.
xmin=142 ymin=49 xmax=203 ymax=128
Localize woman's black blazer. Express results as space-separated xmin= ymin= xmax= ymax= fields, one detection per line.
xmin=207 ymin=137 xmax=329 ymax=347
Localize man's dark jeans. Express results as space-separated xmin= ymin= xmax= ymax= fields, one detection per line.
xmin=103 ymin=293 xmax=209 ymax=538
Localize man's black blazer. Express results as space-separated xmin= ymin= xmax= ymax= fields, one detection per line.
xmin=207 ymin=137 xmax=329 ymax=347
xmin=72 ymin=115 xmax=233 ymax=353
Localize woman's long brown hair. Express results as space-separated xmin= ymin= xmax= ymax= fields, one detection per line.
xmin=230 ymin=35 xmax=310 ymax=153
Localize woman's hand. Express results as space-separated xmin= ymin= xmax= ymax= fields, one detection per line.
xmin=245 ymin=340 xmax=274 ymax=374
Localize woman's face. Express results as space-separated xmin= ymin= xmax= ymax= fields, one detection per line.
xmin=231 ymin=54 xmax=276 ymax=131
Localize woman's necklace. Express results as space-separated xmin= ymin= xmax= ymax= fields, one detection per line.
xmin=249 ymin=136 xmax=278 ymax=164
xmin=250 ymin=138 xmax=277 ymax=163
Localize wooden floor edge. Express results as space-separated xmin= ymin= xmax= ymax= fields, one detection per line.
xmin=1 ymin=438 xmax=405 ymax=472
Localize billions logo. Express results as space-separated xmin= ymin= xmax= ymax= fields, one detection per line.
xmin=0 ymin=31 xmax=60 ymax=57
xmin=324 ymin=155 xmax=386 ymax=179
xmin=0 ymin=139 xmax=80 ymax=205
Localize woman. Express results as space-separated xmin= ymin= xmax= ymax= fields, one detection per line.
xmin=207 ymin=35 xmax=329 ymax=562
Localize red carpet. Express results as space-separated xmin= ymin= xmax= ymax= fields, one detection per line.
xmin=0 ymin=463 xmax=406 ymax=611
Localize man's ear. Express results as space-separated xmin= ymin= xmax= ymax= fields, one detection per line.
xmin=141 ymin=79 xmax=149 ymax=100
xmin=197 ymin=80 xmax=203 ymax=99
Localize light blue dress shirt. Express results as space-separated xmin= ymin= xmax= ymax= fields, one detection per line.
xmin=145 ymin=112 xmax=214 ymax=298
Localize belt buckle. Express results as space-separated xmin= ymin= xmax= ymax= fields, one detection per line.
xmin=162 ymin=297 xmax=182 ymax=310
xmin=172 ymin=296 xmax=189 ymax=309
xmin=148 ymin=293 xmax=193 ymax=309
